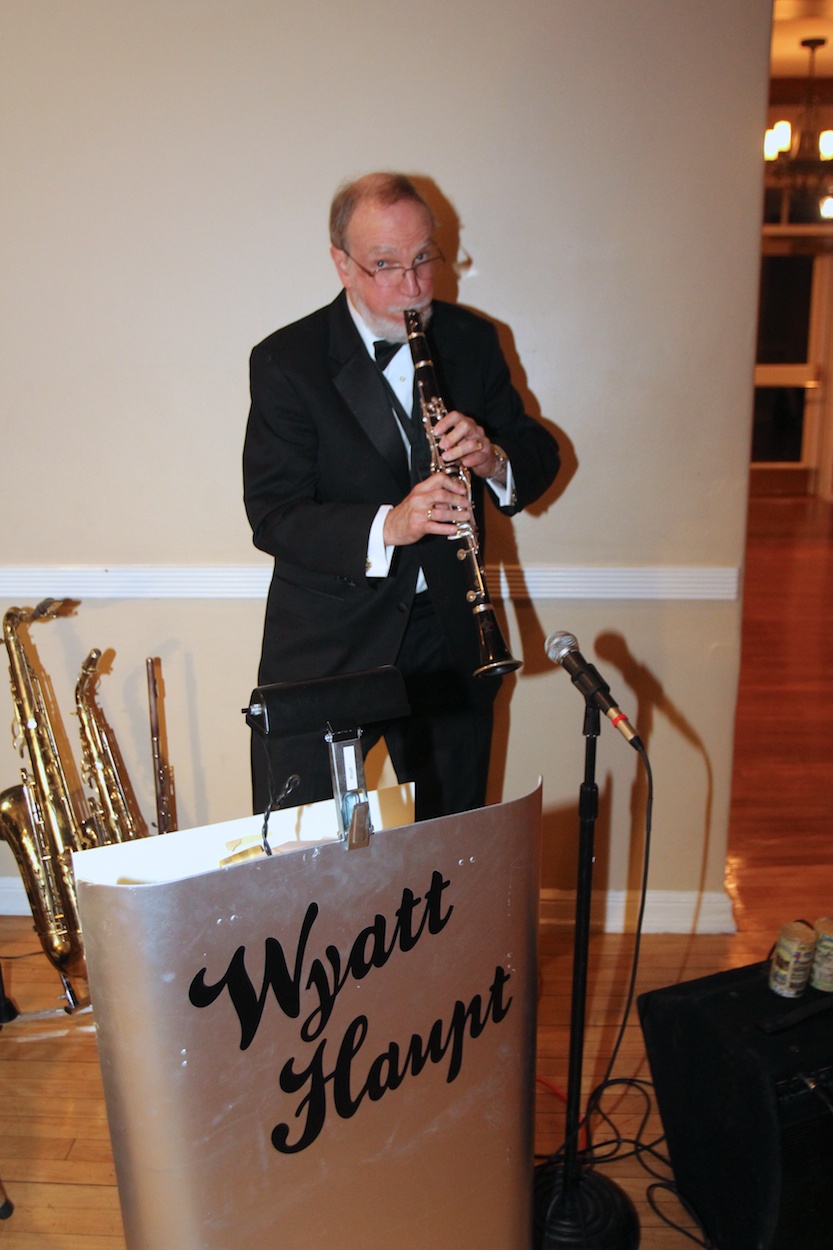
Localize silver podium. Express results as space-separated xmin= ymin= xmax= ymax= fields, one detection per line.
xmin=74 ymin=784 xmax=542 ymax=1250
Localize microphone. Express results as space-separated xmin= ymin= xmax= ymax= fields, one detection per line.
xmin=545 ymin=631 xmax=643 ymax=750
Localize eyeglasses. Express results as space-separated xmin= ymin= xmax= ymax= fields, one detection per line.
xmin=343 ymin=249 xmax=444 ymax=288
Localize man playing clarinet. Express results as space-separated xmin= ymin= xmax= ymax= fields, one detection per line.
xmin=243 ymin=171 xmax=560 ymax=820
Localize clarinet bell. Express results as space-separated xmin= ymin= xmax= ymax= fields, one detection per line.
xmin=473 ymin=605 xmax=522 ymax=678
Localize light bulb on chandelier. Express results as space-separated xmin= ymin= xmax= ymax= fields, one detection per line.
xmin=764 ymin=37 xmax=833 ymax=223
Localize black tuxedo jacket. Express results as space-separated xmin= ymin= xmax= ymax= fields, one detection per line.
xmin=243 ymin=291 xmax=559 ymax=699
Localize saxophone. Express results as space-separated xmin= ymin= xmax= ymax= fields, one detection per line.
xmin=76 ymin=648 xmax=147 ymax=844
xmin=404 ymin=308 xmax=522 ymax=677
xmin=0 ymin=601 xmax=92 ymax=1007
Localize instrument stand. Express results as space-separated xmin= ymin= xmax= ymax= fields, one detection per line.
xmin=0 ymin=962 xmax=16 ymax=1218
xmin=0 ymin=962 xmax=18 ymax=1027
xmin=536 ymin=702 xmax=639 ymax=1249
xmin=0 ymin=958 xmax=90 ymax=1024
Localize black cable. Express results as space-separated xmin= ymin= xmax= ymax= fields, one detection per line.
xmin=646 ymin=1182 xmax=715 ymax=1248
xmin=540 ymin=744 xmax=654 ymax=1172
xmin=534 ymin=739 xmax=715 ymax=1245
xmin=574 ymin=742 xmax=719 ymax=1248
xmin=533 ymin=741 xmax=656 ymax=1247
xmin=588 ymin=743 xmax=653 ymax=1101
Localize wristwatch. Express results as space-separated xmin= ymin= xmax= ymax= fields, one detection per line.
xmin=490 ymin=443 xmax=508 ymax=480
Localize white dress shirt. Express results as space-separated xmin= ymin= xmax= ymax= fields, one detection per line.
xmin=345 ymin=298 xmax=513 ymax=586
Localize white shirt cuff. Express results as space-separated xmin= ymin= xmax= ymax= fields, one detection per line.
xmin=488 ymin=460 xmax=515 ymax=507
xmin=366 ymin=505 xmax=395 ymax=577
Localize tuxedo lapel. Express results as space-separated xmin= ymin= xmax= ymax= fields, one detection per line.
xmin=327 ymin=293 xmax=411 ymax=494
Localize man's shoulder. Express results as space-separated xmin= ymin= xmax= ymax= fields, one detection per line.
xmin=431 ymin=299 xmax=491 ymax=328
xmin=251 ymin=294 xmax=344 ymax=362
xmin=431 ymin=300 xmax=497 ymax=344
xmin=430 ymin=300 xmax=501 ymax=361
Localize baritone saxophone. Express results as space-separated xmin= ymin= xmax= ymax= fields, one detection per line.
xmin=0 ymin=600 xmax=91 ymax=1006
xmin=0 ymin=600 xmax=164 ymax=1009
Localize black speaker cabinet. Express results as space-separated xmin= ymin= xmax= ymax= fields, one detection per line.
xmin=638 ymin=961 xmax=833 ymax=1250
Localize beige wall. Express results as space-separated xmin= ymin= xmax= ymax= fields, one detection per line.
xmin=0 ymin=0 xmax=773 ymax=928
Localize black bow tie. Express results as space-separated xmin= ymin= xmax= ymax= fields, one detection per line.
xmin=373 ymin=339 xmax=403 ymax=371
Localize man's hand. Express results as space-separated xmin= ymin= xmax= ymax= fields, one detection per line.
xmin=431 ymin=410 xmax=504 ymax=481
xmin=382 ymin=474 xmax=470 ymax=547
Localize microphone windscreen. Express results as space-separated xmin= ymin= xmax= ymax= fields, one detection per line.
xmin=544 ymin=631 xmax=579 ymax=666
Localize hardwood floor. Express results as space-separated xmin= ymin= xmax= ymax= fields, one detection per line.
xmin=726 ymin=496 xmax=833 ymax=932
xmin=532 ymin=496 xmax=833 ymax=1246
xmin=1 ymin=495 xmax=832 ymax=1249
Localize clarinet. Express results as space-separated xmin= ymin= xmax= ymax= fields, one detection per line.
xmin=404 ymin=308 xmax=521 ymax=677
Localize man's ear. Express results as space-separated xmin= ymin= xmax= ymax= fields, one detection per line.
xmin=330 ymin=245 xmax=350 ymax=289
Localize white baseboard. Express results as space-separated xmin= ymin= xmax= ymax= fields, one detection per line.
xmin=0 ymin=875 xmax=29 ymax=916
xmin=538 ymin=887 xmax=737 ymax=934
xmin=1 ymin=874 xmax=736 ymax=934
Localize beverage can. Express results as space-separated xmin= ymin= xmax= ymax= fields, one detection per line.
xmin=768 ymin=920 xmax=817 ymax=998
xmin=810 ymin=916 xmax=833 ymax=993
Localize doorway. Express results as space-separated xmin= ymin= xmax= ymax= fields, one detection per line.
xmin=752 ymin=242 xmax=833 ymax=497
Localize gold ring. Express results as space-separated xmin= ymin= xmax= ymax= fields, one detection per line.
xmin=426 ymin=508 xmax=433 ymax=520
xmin=476 ymin=439 xmax=484 ymax=451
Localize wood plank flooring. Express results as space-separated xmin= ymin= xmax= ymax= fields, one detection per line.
xmin=1 ymin=495 xmax=832 ymax=1248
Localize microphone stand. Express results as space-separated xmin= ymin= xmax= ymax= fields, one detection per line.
xmin=536 ymin=700 xmax=639 ymax=1249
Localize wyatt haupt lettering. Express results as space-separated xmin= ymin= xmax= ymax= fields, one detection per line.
xmin=188 ymin=870 xmax=513 ymax=1153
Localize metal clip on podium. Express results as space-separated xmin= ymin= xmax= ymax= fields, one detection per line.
xmin=244 ymin=665 xmax=410 ymax=850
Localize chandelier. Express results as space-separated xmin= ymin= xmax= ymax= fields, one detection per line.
xmin=765 ymin=37 xmax=833 ymax=223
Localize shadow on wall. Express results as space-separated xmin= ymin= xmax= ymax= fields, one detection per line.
xmin=408 ymin=176 xmax=579 ymax=814
xmin=530 ymin=628 xmax=714 ymax=936
xmin=411 ymin=170 xmax=577 ymax=524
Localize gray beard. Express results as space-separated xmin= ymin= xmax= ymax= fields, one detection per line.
xmin=353 ymin=297 xmax=433 ymax=343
